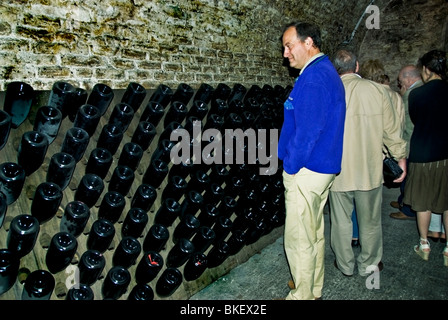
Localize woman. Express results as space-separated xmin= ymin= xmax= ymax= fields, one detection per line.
xmin=403 ymin=49 xmax=448 ymax=266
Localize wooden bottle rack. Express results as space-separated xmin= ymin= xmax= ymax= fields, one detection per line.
xmin=0 ymin=86 xmax=284 ymax=300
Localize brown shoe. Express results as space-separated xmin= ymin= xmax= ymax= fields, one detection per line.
xmin=288 ymin=280 xmax=295 ymax=289
xmin=389 ymin=211 xmax=415 ymax=220
xmin=390 ymin=201 xmax=400 ymax=209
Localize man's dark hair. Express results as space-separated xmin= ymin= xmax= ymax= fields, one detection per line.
xmin=283 ymin=22 xmax=322 ymax=50
xmin=333 ymin=49 xmax=358 ymax=75
xmin=417 ymin=49 xmax=447 ymax=81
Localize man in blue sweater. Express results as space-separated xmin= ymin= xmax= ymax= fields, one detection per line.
xmin=278 ymin=22 xmax=346 ymax=300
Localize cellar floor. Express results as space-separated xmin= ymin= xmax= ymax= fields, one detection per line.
xmin=190 ymin=185 xmax=448 ymax=301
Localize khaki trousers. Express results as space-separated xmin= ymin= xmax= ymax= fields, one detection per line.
xmin=283 ymin=168 xmax=335 ymax=300
xmin=329 ymin=187 xmax=383 ymax=276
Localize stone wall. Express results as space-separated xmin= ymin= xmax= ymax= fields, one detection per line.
xmin=0 ymin=0 xmax=380 ymax=92
xmin=1 ymin=0 xmax=446 ymax=92
xmin=358 ymin=0 xmax=448 ymax=90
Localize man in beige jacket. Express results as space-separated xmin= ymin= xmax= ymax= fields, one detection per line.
xmin=329 ymin=49 xmax=407 ymax=277
xmin=389 ymin=65 xmax=423 ymax=220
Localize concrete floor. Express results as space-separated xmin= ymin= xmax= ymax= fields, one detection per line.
xmin=190 ymin=185 xmax=448 ymax=300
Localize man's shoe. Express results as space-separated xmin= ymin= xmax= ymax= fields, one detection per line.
xmin=287 ymin=280 xmax=295 ymax=289
xmin=333 ymin=260 xmax=353 ymax=277
xmin=390 ymin=201 xmax=400 ymax=209
xmin=389 ymin=211 xmax=415 ymax=220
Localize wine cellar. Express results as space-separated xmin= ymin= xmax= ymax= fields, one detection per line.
xmin=0 ymin=80 xmax=288 ymax=300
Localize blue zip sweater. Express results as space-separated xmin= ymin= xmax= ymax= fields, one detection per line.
xmin=277 ymin=55 xmax=346 ymax=175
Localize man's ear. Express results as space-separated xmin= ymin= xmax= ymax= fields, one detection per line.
xmin=355 ymin=61 xmax=359 ymax=73
xmin=305 ymin=36 xmax=313 ymax=47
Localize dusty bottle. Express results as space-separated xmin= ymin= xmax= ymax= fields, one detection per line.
xmin=121 ymin=82 xmax=147 ymax=113
xmin=206 ymin=240 xmax=230 ymax=268
xmin=118 ymin=142 xmax=143 ymax=172
xmin=101 ymin=266 xmax=131 ymax=300
xmin=86 ymin=83 xmax=114 ymax=116
xmin=3 ymin=81 xmax=35 ymax=129
xmin=7 ymin=214 xmax=40 ymax=258
xmin=163 ymin=101 xmax=188 ymax=128
xmin=45 ymin=232 xmax=78 ymax=274
xmin=172 ymin=214 xmax=200 ymax=244
xmin=21 ymin=270 xmax=54 ymax=300
xmin=130 ymin=184 xmax=157 ymax=213
xmin=98 ymin=191 xmax=126 ymax=224
xmin=135 ymin=251 xmax=163 ymax=284
xmin=142 ymin=223 xmax=169 ymax=253
xmin=131 ymin=121 xmax=156 ymax=152
xmin=154 ymin=198 xmax=181 ymax=227
xmin=96 ymin=123 xmax=124 ymax=156
xmin=0 ymin=249 xmax=19 ymax=296
xmin=140 ymin=101 xmax=165 ymax=127
xmin=202 ymin=183 xmax=224 ymax=207
xmin=73 ymin=104 xmax=101 ymax=137
xmin=112 ymin=236 xmax=141 ymax=269
xmin=66 ymin=284 xmax=94 ymax=300
xmin=46 ymin=152 xmax=76 ymax=191
xmin=155 ymin=267 xmax=182 ymax=297
xmin=161 ymin=175 xmax=187 ymax=202
xmin=0 ymin=110 xmax=11 ymax=151
xmin=67 ymin=87 xmax=88 ymax=122
xmin=180 ymin=190 xmax=204 ymax=219
xmin=211 ymin=216 xmax=232 ymax=245
xmin=31 ymin=181 xmax=63 ymax=224
xmin=227 ymin=229 xmax=246 ymax=256
xmin=127 ymin=283 xmax=154 ymax=301
xmin=210 ymin=83 xmax=231 ymax=101
xmin=193 ymin=83 xmax=214 ymax=104
xmin=0 ymin=192 xmax=7 ymax=229
xmin=187 ymin=100 xmax=209 ymax=121
xmin=183 ymin=252 xmax=207 ymax=281
xmin=74 ymin=173 xmax=104 ymax=208
xmin=166 ymin=237 xmax=195 ymax=268
xmin=148 ymin=84 xmax=172 ymax=108
xmin=121 ymin=207 xmax=148 ymax=239
xmin=197 ymin=203 xmax=220 ymax=228
xmin=171 ymin=83 xmax=194 ymax=106
xmin=86 ymin=218 xmax=115 ymax=253
xmin=78 ymin=249 xmax=105 ymax=286
xmin=17 ymin=131 xmax=48 ymax=176
xmin=108 ymin=102 xmax=134 ymax=133
xmin=85 ymin=147 xmax=113 ymax=180
xmin=60 ymin=127 xmax=90 ymax=163
xmin=33 ymin=105 xmax=62 ymax=144
xmin=60 ymin=200 xmax=90 ymax=237
xmin=0 ymin=162 xmax=26 ymax=205
xmin=142 ymin=158 xmax=168 ymax=189
xmin=47 ymin=81 xmax=76 ymax=119
xmin=191 ymin=226 xmax=215 ymax=253
xmin=108 ymin=165 xmax=135 ymax=196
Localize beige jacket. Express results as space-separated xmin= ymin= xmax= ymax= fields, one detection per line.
xmin=331 ymin=73 xmax=407 ymax=192
xmin=402 ymin=80 xmax=423 ymax=156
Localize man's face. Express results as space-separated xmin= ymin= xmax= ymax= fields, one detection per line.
xmin=282 ymin=27 xmax=309 ymax=70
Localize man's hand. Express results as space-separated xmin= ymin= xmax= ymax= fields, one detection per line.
xmin=393 ymin=158 xmax=407 ymax=183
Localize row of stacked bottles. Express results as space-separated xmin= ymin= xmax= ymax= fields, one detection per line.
xmin=0 ymin=79 xmax=291 ymax=300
